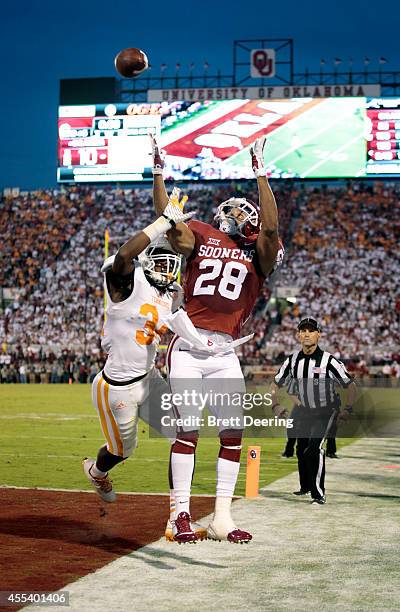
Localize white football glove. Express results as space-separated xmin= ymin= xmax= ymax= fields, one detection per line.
xmin=143 ymin=188 xmax=194 ymax=242
xmin=250 ymin=136 xmax=267 ymax=177
xmin=163 ymin=187 xmax=193 ymax=226
xmin=149 ymin=133 xmax=165 ymax=175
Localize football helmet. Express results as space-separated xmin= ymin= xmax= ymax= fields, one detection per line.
xmin=214 ymin=197 xmax=260 ymax=239
xmin=141 ymin=236 xmax=181 ymax=289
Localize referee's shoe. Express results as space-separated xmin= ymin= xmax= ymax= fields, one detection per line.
xmin=311 ymin=496 xmax=326 ymax=505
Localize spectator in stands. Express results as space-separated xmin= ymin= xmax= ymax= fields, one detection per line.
xmin=0 ymin=181 xmax=399 ymax=381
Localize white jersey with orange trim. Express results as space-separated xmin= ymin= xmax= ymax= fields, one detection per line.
xmin=102 ymin=260 xmax=173 ymax=381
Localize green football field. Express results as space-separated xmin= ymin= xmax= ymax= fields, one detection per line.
xmin=226 ymin=97 xmax=366 ymax=178
xmin=0 ymin=385 xmax=396 ymax=495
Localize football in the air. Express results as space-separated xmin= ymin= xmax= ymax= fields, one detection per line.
xmin=114 ymin=48 xmax=149 ymax=78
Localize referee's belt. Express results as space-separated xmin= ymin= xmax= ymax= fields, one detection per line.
xmin=101 ymin=370 xmax=148 ymax=386
xmin=296 ymin=403 xmax=339 ymax=412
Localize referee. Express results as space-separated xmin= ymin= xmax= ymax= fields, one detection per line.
xmin=271 ymin=317 xmax=357 ymax=504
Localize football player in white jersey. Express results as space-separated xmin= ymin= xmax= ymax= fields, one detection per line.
xmin=83 ymin=193 xmax=194 ymax=504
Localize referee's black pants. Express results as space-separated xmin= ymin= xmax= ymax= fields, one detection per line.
xmin=326 ymin=413 xmax=338 ymax=454
xmin=283 ymin=404 xmax=302 ymax=456
xmin=296 ymin=409 xmax=337 ymax=500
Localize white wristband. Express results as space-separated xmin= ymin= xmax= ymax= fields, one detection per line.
xmin=253 ymin=167 xmax=266 ymax=178
xmin=142 ymin=216 xmax=171 ymax=242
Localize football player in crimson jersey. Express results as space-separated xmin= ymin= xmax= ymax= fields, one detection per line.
xmin=151 ymin=135 xmax=282 ymax=544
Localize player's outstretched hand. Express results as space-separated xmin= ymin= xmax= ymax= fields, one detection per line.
xmin=250 ymin=136 xmax=267 ymax=177
xmin=163 ymin=187 xmax=194 ymax=227
xmin=338 ymin=409 xmax=350 ymax=423
xmin=272 ymin=404 xmax=288 ymax=418
xmin=149 ymin=133 xmax=165 ymax=175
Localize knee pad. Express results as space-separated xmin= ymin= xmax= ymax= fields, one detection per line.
xmin=219 ymin=429 xmax=243 ymax=462
xmin=118 ymin=419 xmax=138 ymax=458
xmin=172 ymin=430 xmax=199 ymax=454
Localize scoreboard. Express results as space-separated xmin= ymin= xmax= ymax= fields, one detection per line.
xmin=57 ymin=98 xmax=400 ymax=182
xmin=57 ymin=103 xmax=161 ymax=182
xmin=366 ymin=98 xmax=400 ymax=174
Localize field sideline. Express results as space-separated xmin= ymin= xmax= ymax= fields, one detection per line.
xmin=2 ymin=384 xmax=397 ymax=493
xmin=20 ymin=437 xmax=400 ymax=612
xmin=1 ymin=385 xmax=399 ymax=611
xmin=0 ymin=384 xmax=371 ymax=494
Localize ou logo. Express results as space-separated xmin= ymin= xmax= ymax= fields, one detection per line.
xmin=251 ymin=49 xmax=276 ymax=78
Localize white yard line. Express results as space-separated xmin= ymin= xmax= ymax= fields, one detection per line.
xmin=161 ymin=99 xmax=248 ymax=147
xmin=0 ymin=413 xmax=94 ymax=419
xmin=268 ymin=101 xmax=360 ymax=167
xmin=24 ymin=438 xmax=400 ymax=612
xmin=300 ymin=132 xmax=365 ymax=178
xmin=0 ymin=484 xmax=215 ymax=497
xmin=226 ymin=97 xmax=332 ymax=164
xmin=0 ymin=453 xmax=217 ymax=463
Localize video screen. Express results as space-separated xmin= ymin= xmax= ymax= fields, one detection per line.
xmin=57 ymin=97 xmax=400 ymax=182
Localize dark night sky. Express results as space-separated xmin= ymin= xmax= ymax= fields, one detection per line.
xmin=1 ymin=0 xmax=399 ymax=190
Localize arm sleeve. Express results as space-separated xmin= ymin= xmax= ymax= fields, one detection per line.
xmin=327 ymin=356 xmax=354 ymax=388
xmin=274 ymin=356 xmax=291 ymax=388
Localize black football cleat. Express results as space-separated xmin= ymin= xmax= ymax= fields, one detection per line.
xmin=311 ymin=496 xmax=326 ymax=505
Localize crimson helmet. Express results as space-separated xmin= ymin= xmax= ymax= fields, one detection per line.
xmin=214 ymin=197 xmax=260 ymax=239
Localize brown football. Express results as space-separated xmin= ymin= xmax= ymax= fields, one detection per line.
xmin=114 ymin=48 xmax=149 ymax=78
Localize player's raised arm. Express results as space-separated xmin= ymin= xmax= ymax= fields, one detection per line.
xmin=150 ymin=134 xmax=195 ymax=258
xmin=113 ymin=200 xmax=195 ymax=275
xmin=251 ymin=137 xmax=280 ymax=276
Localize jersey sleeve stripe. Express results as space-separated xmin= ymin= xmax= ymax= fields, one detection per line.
xmin=275 ymin=357 xmax=290 ymax=386
xmin=328 ymin=358 xmax=353 ymax=388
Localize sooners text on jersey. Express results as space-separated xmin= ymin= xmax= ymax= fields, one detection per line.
xmin=184 ymin=220 xmax=265 ymax=339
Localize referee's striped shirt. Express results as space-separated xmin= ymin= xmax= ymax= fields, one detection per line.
xmin=274 ymin=346 xmax=353 ymax=411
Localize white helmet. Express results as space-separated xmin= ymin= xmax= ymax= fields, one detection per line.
xmin=141 ymin=236 xmax=181 ymax=289
xmin=214 ymin=197 xmax=260 ymax=239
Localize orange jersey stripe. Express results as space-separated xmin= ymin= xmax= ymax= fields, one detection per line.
xmin=104 ymin=381 xmax=124 ymax=457
xmin=97 ymin=377 xmax=115 ymax=455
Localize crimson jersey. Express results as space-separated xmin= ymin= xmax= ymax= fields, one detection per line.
xmin=183 ymin=220 xmax=265 ymax=339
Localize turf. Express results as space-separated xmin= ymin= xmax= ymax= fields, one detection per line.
xmin=226 ymin=97 xmax=366 ymax=177
xmin=0 ymin=384 xmax=374 ymax=495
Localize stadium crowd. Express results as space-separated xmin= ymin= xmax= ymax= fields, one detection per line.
xmin=267 ymin=181 xmax=400 ymax=379
xmin=0 ymin=180 xmax=399 ymax=383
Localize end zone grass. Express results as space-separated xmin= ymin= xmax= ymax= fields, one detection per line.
xmin=0 ymin=384 xmax=361 ymax=495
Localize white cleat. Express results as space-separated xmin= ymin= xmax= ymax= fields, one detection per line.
xmin=207 ymin=519 xmax=252 ymax=543
xmin=165 ymin=518 xmax=207 ymax=542
xmin=83 ymin=458 xmax=116 ymax=503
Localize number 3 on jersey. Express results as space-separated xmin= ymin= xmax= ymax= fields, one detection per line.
xmin=193 ymin=259 xmax=248 ymax=300
xmin=136 ymin=304 xmax=168 ymax=346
